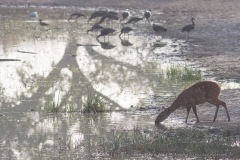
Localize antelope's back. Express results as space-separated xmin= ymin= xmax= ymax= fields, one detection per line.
xmin=180 ymin=81 xmax=221 ymax=105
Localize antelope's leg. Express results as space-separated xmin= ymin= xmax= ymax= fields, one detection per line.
xmin=185 ymin=107 xmax=191 ymax=123
xmin=219 ymin=100 xmax=230 ymax=122
xmin=192 ymin=105 xmax=200 ymax=123
xmin=213 ymin=106 xmax=219 ymax=122
xmin=208 ymin=99 xmax=230 ymax=122
xmin=207 ymin=99 xmax=220 ymax=122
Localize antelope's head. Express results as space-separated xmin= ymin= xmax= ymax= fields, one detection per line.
xmin=155 ymin=108 xmax=172 ymax=124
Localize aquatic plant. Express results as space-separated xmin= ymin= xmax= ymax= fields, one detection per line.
xmin=46 ymin=101 xmax=61 ymax=113
xmin=83 ymin=93 xmax=106 ymax=113
xmin=166 ymin=65 xmax=202 ymax=82
xmin=182 ymin=66 xmax=202 ymax=81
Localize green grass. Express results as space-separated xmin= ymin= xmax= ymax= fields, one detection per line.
xmin=83 ymin=93 xmax=106 ymax=113
xmin=98 ymin=128 xmax=240 ymax=158
xmin=166 ymin=65 xmax=202 ymax=82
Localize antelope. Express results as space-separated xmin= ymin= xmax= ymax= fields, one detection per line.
xmin=155 ymin=81 xmax=230 ymax=125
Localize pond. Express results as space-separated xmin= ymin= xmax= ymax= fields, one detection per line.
xmin=0 ymin=5 xmax=240 ymax=159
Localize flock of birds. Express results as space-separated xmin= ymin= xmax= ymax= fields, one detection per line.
xmin=30 ymin=10 xmax=195 ymax=44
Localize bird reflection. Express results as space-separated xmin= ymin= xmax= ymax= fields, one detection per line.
xmin=151 ymin=41 xmax=167 ymax=51
xmin=119 ymin=36 xmax=133 ymax=47
xmin=97 ymin=39 xmax=116 ymax=50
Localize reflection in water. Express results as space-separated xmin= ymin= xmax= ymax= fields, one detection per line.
xmin=151 ymin=41 xmax=167 ymax=50
xmin=96 ymin=39 xmax=116 ymax=50
xmin=0 ymin=59 xmax=21 ymax=61
xmin=119 ymin=36 xmax=133 ymax=47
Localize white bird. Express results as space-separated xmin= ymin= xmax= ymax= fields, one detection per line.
xmin=29 ymin=12 xmax=38 ymax=18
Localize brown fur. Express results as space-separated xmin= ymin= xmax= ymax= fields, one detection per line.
xmin=155 ymin=81 xmax=230 ymax=125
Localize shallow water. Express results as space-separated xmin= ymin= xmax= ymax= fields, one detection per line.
xmin=0 ymin=6 xmax=240 ymax=159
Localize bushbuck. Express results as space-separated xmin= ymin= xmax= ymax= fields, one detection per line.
xmin=155 ymin=81 xmax=230 ymax=125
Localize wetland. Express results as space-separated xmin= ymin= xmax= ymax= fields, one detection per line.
xmin=0 ymin=0 xmax=240 ymax=159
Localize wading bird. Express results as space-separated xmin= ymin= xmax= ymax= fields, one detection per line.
xmin=182 ymin=17 xmax=195 ymax=38
xmin=144 ymin=10 xmax=151 ymax=23
xmin=97 ymin=14 xmax=119 ymax=24
xmin=153 ymin=24 xmax=167 ymax=38
xmin=107 ymin=11 xmax=118 ymax=16
xmin=88 ymin=10 xmax=108 ymax=22
xmin=29 ymin=11 xmax=38 ymax=18
xmin=68 ymin=13 xmax=84 ymax=22
xmin=87 ymin=24 xmax=104 ymax=34
xmin=39 ymin=19 xmax=49 ymax=26
xmin=125 ymin=17 xmax=143 ymax=24
xmin=96 ymin=28 xmax=116 ymax=41
xmin=119 ymin=27 xmax=134 ymax=38
xmin=120 ymin=11 xmax=129 ymax=23
xmin=153 ymin=24 xmax=167 ymax=32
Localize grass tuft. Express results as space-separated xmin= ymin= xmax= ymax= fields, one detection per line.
xmin=83 ymin=93 xmax=106 ymax=113
xmin=46 ymin=101 xmax=61 ymax=113
xmin=166 ymin=65 xmax=202 ymax=82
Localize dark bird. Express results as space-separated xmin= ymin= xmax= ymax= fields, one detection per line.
xmin=125 ymin=17 xmax=143 ymax=24
xmin=68 ymin=13 xmax=84 ymax=22
xmin=87 ymin=24 xmax=104 ymax=34
xmin=88 ymin=10 xmax=108 ymax=22
xmin=153 ymin=24 xmax=167 ymax=40
xmin=144 ymin=10 xmax=151 ymax=23
xmin=39 ymin=19 xmax=49 ymax=26
xmin=97 ymin=14 xmax=119 ymax=24
xmin=120 ymin=11 xmax=129 ymax=23
xmin=153 ymin=24 xmax=167 ymax=33
xmin=119 ymin=27 xmax=134 ymax=38
xmin=96 ymin=28 xmax=116 ymax=41
xmin=107 ymin=11 xmax=118 ymax=16
xmin=182 ymin=17 xmax=195 ymax=38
